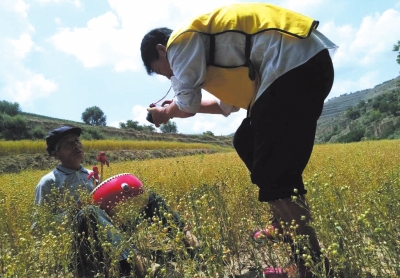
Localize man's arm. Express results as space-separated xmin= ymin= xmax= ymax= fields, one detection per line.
xmin=147 ymin=99 xmax=224 ymax=127
xmin=198 ymin=99 xmax=224 ymax=114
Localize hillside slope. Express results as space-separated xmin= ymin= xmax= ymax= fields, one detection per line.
xmin=318 ymin=75 xmax=400 ymax=123
xmin=316 ymin=75 xmax=400 ymax=143
xmin=22 ymin=112 xmax=234 ymax=148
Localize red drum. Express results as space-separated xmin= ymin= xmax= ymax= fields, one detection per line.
xmin=92 ymin=173 xmax=144 ymax=213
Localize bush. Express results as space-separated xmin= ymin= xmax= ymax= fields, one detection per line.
xmin=336 ymin=128 xmax=365 ymax=143
xmin=364 ymin=129 xmax=375 ymax=139
xmin=371 ymin=99 xmax=380 ymax=109
xmin=120 ymin=120 xmax=156 ymax=132
xmin=0 ymin=114 xmax=29 ymax=140
xmin=345 ymin=107 xmax=360 ymax=120
xmin=388 ymin=129 xmax=400 ymax=139
xmin=29 ymin=126 xmax=47 ymax=140
xmin=81 ymin=127 xmax=105 ymax=140
xmin=379 ymin=101 xmax=389 ymax=113
xmin=389 ymin=102 xmax=400 ymax=116
xmin=203 ymin=131 xmax=215 ymax=137
xmin=0 ymin=100 xmax=21 ymax=116
xmin=368 ymin=110 xmax=381 ymax=122
xmin=380 ymin=125 xmax=395 ymax=139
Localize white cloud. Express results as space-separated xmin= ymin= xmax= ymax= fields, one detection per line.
xmin=319 ymin=22 xmax=356 ymax=68
xmin=10 ymin=33 xmax=35 ymax=59
xmin=0 ymin=0 xmax=30 ymax=17
xmin=322 ymin=9 xmax=400 ymax=68
xmin=318 ymin=7 xmax=400 ymax=99
xmin=351 ymin=9 xmax=400 ymax=63
xmin=109 ymin=120 xmax=122 ymax=128
xmin=50 ymin=11 xmax=139 ymax=71
xmin=131 ymin=104 xmax=149 ymax=125
xmin=174 ymin=109 xmax=246 ymax=135
xmin=192 ymin=119 xmax=218 ymax=132
xmin=49 ymin=0 xmax=238 ymax=72
xmin=330 ymin=71 xmax=380 ymax=96
xmin=0 ymin=22 xmax=56 ymax=104
xmin=35 ymin=0 xmax=82 ymax=8
xmin=15 ymin=0 xmax=30 ymax=17
xmin=2 ymin=70 xmax=58 ymax=104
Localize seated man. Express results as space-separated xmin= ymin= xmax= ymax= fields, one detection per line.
xmin=33 ymin=125 xmax=197 ymax=277
xmin=33 ymin=125 xmax=139 ymax=277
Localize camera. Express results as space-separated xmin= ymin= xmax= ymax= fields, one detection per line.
xmin=146 ymin=103 xmax=156 ymax=124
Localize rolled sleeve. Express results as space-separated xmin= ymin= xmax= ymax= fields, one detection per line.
xmin=168 ymin=33 xmax=207 ymax=114
xmin=171 ymin=76 xmax=202 ymax=113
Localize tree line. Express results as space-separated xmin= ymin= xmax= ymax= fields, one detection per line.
xmin=82 ymin=106 xmax=178 ymax=134
xmin=0 ymin=101 xmax=178 ymax=141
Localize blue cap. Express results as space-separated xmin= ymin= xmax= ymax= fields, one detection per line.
xmin=46 ymin=125 xmax=82 ymax=155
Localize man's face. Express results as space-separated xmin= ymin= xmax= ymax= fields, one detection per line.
xmin=151 ymin=44 xmax=173 ymax=79
xmin=55 ymin=134 xmax=84 ymax=169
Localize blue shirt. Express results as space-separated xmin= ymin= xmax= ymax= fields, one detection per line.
xmin=34 ymin=165 xmax=94 ymax=206
xmin=34 ymin=164 xmax=130 ymax=260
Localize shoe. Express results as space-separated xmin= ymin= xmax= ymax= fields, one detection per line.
xmin=263 ymin=267 xmax=289 ymax=278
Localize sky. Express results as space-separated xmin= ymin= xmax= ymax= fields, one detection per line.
xmin=1 ymin=0 xmax=400 ymax=135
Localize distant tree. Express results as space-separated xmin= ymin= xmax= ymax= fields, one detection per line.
xmin=143 ymin=125 xmax=156 ymax=132
xmin=393 ymin=40 xmax=400 ymax=64
xmin=120 ymin=120 xmax=139 ymax=130
xmin=378 ymin=101 xmax=389 ymax=113
xmin=389 ymin=102 xmax=400 ymax=116
xmin=368 ymin=110 xmax=381 ymax=122
xmin=380 ymin=125 xmax=395 ymax=139
xmin=29 ymin=126 xmax=47 ymax=140
xmin=160 ymin=120 xmax=178 ymax=133
xmin=81 ymin=106 xmax=106 ymax=126
xmin=345 ymin=107 xmax=360 ymax=120
xmin=357 ymin=100 xmax=366 ymax=109
xmin=0 ymin=100 xmax=21 ymax=116
xmin=336 ymin=129 xmax=365 ymax=143
xmin=203 ymin=131 xmax=215 ymax=136
xmin=372 ymin=99 xmax=380 ymax=109
xmin=119 ymin=120 xmax=155 ymax=132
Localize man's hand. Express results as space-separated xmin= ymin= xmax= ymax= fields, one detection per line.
xmin=184 ymin=230 xmax=199 ymax=248
xmin=147 ymin=101 xmax=195 ymax=127
xmin=146 ymin=106 xmax=170 ymax=127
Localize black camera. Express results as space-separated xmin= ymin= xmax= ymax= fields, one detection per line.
xmin=146 ymin=103 xmax=156 ymax=124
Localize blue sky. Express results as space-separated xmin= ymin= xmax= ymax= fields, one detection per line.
xmin=1 ymin=0 xmax=400 ymax=135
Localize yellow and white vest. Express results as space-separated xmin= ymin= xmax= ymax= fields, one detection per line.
xmin=167 ymin=3 xmax=318 ymax=110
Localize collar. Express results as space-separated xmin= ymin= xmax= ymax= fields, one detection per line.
xmin=56 ymin=164 xmax=89 ymax=175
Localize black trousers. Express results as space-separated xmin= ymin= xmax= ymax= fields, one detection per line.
xmin=233 ymin=49 xmax=334 ymax=202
